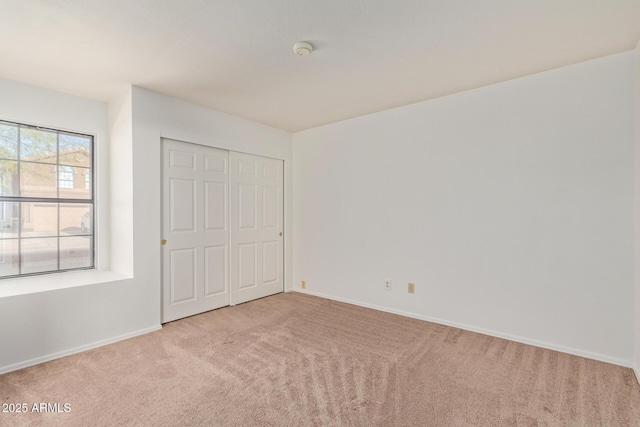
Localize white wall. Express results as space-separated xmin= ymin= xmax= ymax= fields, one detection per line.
xmin=0 ymin=78 xmax=159 ymax=374
xmin=634 ymin=41 xmax=640 ymax=380
xmin=0 ymin=52 xmax=633 ymax=372
xmin=131 ymin=86 xmax=293 ymax=322
xmin=293 ymin=52 xmax=635 ymax=365
xmin=0 ymin=81 xmax=291 ymax=373
xmin=108 ymin=88 xmax=133 ymax=276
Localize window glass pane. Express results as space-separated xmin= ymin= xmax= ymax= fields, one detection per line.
xmin=0 ymin=121 xmax=94 ymax=278
xmin=59 ymin=133 xmax=90 ymax=167
xmin=0 ymin=122 xmax=18 ymax=160
xmin=0 ymin=202 xmax=19 ymax=238
xmin=20 ymin=161 xmax=57 ymax=198
xmin=21 ymin=237 xmax=58 ymax=274
xmin=59 ymin=166 xmax=90 ymax=200
xmin=60 ymin=236 xmax=92 ymax=270
xmin=21 ymin=202 xmax=57 ymax=238
xmin=0 ymin=238 xmax=19 ymax=277
xmin=0 ymin=160 xmax=18 ymax=197
xmin=60 ymin=203 xmax=91 ymax=236
xmin=58 ymin=165 xmax=73 ymax=188
xmin=20 ymin=127 xmax=57 ymax=164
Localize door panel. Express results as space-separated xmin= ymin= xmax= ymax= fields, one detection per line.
xmin=169 ymin=149 xmax=195 ymax=169
xmin=170 ymin=248 xmax=196 ymax=303
xmin=204 ymin=155 xmax=226 ymax=173
xmin=162 ymin=139 xmax=230 ymax=323
xmin=262 ymin=186 xmax=278 ymax=228
xmin=238 ymin=184 xmax=257 ymax=228
xmin=239 ymin=159 xmax=257 ymax=176
xmin=238 ymin=242 xmax=257 ymax=289
xmin=204 ymin=182 xmax=226 ymax=230
xmin=262 ymin=241 xmax=278 ymax=283
xmin=230 ymin=152 xmax=284 ymax=305
xmin=204 ymin=245 xmax=227 ymax=295
xmin=170 ymin=179 xmax=195 ymax=232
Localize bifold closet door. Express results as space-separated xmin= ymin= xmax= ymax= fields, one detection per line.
xmin=161 ymin=139 xmax=230 ymax=323
xmin=229 ymin=152 xmax=284 ymax=305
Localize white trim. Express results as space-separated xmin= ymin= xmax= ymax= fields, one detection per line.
xmin=0 ymin=325 xmax=160 ymax=375
xmin=289 ymin=288 xmax=632 ymax=368
xmin=159 ymin=130 xmax=287 ymax=162
xmin=634 ymin=368 xmax=640 ymax=387
xmin=0 ymin=270 xmax=131 ymax=298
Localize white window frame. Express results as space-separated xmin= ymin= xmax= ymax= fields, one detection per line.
xmin=0 ymin=120 xmax=95 ymax=279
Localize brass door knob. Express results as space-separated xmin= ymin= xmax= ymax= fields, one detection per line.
xmin=161 ymin=239 xmax=167 ymax=245
xmin=279 ymin=232 xmax=283 ymax=237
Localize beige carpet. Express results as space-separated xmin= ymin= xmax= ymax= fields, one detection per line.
xmin=1 ymin=292 xmax=639 ymax=426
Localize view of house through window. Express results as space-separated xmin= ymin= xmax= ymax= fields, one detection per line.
xmin=0 ymin=120 xmax=94 ymax=278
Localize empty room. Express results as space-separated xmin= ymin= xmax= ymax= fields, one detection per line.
xmin=1 ymin=1 xmax=640 ymax=425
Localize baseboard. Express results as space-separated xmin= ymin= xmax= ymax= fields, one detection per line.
xmin=0 ymin=325 xmax=161 ymax=375
xmin=291 ymin=289 xmax=632 ymax=368
xmin=634 ymin=367 xmax=640 ymax=387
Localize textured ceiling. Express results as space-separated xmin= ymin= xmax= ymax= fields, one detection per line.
xmin=1 ymin=0 xmax=639 ymax=132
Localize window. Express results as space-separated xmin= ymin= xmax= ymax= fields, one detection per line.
xmin=0 ymin=120 xmax=94 ymax=278
xmin=58 ymin=165 xmax=74 ymax=188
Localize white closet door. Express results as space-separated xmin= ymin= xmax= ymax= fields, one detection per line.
xmin=229 ymin=152 xmax=284 ymax=305
xmin=162 ymin=139 xmax=229 ymax=322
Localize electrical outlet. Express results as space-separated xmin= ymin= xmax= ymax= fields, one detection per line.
xmin=384 ymin=279 xmax=391 ymax=290
xmin=301 ymin=280 xmax=306 ymax=289
xmin=408 ymin=282 xmax=415 ymax=294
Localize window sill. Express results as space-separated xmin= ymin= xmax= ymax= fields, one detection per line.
xmin=0 ymin=270 xmax=131 ymax=298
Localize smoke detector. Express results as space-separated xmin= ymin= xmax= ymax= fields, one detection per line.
xmin=292 ymin=41 xmax=313 ymax=57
